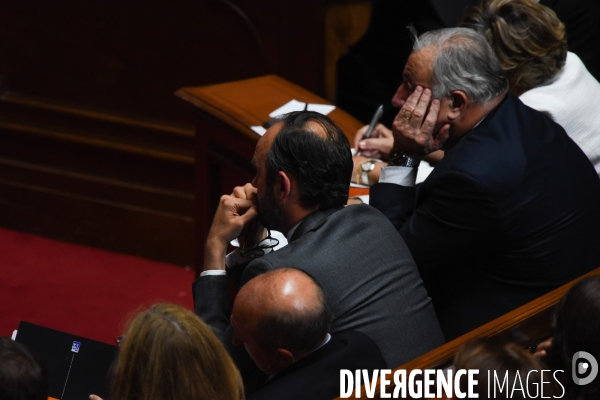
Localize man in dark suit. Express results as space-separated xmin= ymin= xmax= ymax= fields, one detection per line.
xmin=194 ymin=111 xmax=444 ymax=374
xmin=370 ymin=27 xmax=600 ymax=340
xmin=230 ymin=268 xmax=386 ymax=400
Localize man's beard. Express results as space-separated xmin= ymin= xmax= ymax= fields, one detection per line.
xmin=257 ymin=189 xmax=284 ymax=231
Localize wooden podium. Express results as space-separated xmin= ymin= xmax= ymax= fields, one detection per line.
xmin=176 ymin=75 xmax=364 ymax=272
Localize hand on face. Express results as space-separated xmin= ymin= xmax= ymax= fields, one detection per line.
xmin=354 ymin=123 xmax=394 ymax=159
xmin=231 ymin=184 xmax=267 ymax=249
xmin=208 ymin=183 xmax=259 ymax=247
xmin=392 ymin=86 xmax=450 ymax=158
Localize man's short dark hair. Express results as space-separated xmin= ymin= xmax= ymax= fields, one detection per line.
xmin=0 ymin=337 xmax=48 ymax=400
xmin=254 ymin=270 xmax=333 ymax=355
xmin=266 ymin=111 xmax=353 ymax=209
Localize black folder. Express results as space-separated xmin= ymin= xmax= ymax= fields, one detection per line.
xmin=15 ymin=321 xmax=118 ymax=400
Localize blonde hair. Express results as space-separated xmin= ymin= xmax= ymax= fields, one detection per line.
xmin=112 ymin=303 xmax=244 ymax=400
xmin=461 ymin=0 xmax=567 ymax=95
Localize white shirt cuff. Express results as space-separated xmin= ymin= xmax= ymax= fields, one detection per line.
xmin=200 ymin=270 xmax=227 ymax=277
xmin=379 ymin=166 xmax=417 ymax=187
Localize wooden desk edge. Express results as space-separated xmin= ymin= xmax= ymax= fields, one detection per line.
xmin=176 ymin=75 xmax=363 ymax=143
xmin=175 ymin=87 xmax=258 ymax=141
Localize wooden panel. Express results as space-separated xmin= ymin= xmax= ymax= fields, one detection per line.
xmin=0 ymin=0 xmax=337 ymax=266
xmin=0 ymin=0 xmax=326 ymax=124
xmin=335 ymin=266 xmax=600 ymax=400
xmin=1 ymin=92 xmax=194 ymax=157
xmin=0 ymin=93 xmax=196 ymax=265
xmin=0 ymin=182 xmax=194 ymax=266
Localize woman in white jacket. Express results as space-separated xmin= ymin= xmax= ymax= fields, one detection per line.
xmin=462 ymin=0 xmax=600 ymax=176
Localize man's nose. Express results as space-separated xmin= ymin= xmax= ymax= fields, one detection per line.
xmin=391 ymin=86 xmax=408 ymax=108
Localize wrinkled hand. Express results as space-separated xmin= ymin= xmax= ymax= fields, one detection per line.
xmin=231 ymin=184 xmax=266 ymax=249
xmin=392 ymin=86 xmax=450 ymax=157
xmin=354 ymin=123 xmax=394 ymax=159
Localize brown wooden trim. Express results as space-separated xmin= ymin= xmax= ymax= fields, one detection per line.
xmin=0 ymin=121 xmax=194 ymax=164
xmin=176 ymin=87 xmax=256 ymax=141
xmin=1 ymin=91 xmax=194 ymax=137
xmin=335 ymin=267 xmax=600 ymax=400
xmin=0 ymin=157 xmax=194 ymax=200
xmin=0 ymin=183 xmax=194 ymax=266
xmin=0 ymin=178 xmax=193 ymax=222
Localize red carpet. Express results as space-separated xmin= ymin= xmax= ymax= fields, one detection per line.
xmin=0 ymin=227 xmax=196 ymax=345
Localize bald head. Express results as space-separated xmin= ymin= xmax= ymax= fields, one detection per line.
xmin=232 ymin=268 xmax=331 ymax=361
xmin=236 ymin=268 xmax=323 ymax=319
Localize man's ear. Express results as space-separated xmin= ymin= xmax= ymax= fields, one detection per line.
xmin=274 ymin=171 xmax=292 ymax=202
xmin=448 ymin=90 xmax=468 ymax=120
xmin=274 ymin=348 xmax=296 ymax=370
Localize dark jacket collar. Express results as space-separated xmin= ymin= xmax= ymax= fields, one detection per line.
xmin=289 ymin=207 xmax=342 ymax=243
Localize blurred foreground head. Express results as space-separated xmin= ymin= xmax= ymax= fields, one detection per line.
xmin=113 ymin=303 xmax=244 ymax=400
xmin=0 ymin=336 xmax=48 ymax=400
xmin=548 ymin=275 xmax=600 ymax=399
xmin=454 ymin=338 xmax=558 ymax=399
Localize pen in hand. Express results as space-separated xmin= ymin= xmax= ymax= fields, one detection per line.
xmin=357 ymin=104 xmax=384 ymax=156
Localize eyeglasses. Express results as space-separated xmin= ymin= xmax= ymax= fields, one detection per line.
xmin=240 ymin=229 xmax=280 ymax=258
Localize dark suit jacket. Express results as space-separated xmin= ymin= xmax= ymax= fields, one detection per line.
xmin=371 ymin=94 xmax=600 ymax=340
xmin=193 ymin=204 xmax=445 ymax=370
xmin=248 ymin=330 xmax=386 ymax=400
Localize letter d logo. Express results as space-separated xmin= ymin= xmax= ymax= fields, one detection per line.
xmin=572 ymin=351 xmax=598 ymax=386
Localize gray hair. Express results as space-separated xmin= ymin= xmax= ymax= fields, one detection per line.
xmin=411 ymin=27 xmax=508 ymax=103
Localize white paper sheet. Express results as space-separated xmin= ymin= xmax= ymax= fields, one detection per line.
xmin=268 ymin=99 xmax=336 ymax=118
xmin=251 ymin=126 xmax=267 ymax=136
xmin=269 ymin=99 xmax=306 ymax=117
